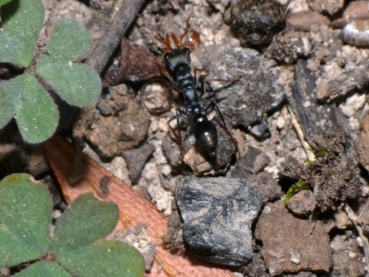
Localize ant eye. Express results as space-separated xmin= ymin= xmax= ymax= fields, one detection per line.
xmin=165 ymin=54 xmax=169 ymax=60
xmin=185 ymin=48 xmax=190 ymax=54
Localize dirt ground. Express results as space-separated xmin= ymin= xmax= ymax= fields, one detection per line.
xmin=2 ymin=0 xmax=369 ymax=276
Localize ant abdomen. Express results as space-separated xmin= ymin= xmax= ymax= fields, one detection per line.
xmin=194 ymin=114 xmax=218 ymax=161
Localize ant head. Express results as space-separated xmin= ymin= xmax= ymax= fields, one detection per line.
xmin=165 ymin=48 xmax=191 ymax=72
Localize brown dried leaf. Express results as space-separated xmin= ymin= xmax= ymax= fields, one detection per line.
xmin=43 ymin=136 xmax=234 ymax=277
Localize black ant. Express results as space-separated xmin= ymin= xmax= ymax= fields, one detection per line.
xmin=143 ymin=19 xmax=237 ymax=169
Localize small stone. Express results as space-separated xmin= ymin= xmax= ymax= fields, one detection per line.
xmin=175 ymin=177 xmax=263 ymax=266
xmin=73 ymin=84 xmax=150 ymax=159
xmin=229 ymin=0 xmax=286 ymax=46
xmin=289 ymin=249 xmax=301 ymax=264
xmin=105 ymin=226 xmax=157 ymax=271
xmin=52 ymin=209 xmax=62 ymax=219
xmin=26 ymin=145 xmax=50 ymax=178
xmin=307 ymin=0 xmax=344 ymax=15
xmin=335 ymin=210 xmax=351 ymax=230
xmin=255 ymin=201 xmax=332 ymax=276
xmin=231 ymin=146 xmax=271 ymax=179
xmin=105 ymin=39 xmax=162 ymax=85
xmin=122 ymin=143 xmax=155 ymax=183
xmin=359 ymin=199 xmax=369 ymax=235
xmin=287 ymin=190 xmax=314 ymax=216
xmin=266 ymin=32 xmax=312 ymax=63
xmin=248 ymin=172 xmax=282 ymax=204
xmin=355 ymin=112 xmax=369 ymax=172
xmin=331 ymin=247 xmax=366 ymax=277
xmin=148 ymin=181 xmax=173 ymax=216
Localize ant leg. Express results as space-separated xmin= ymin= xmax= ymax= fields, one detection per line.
xmin=202 ymin=75 xmax=243 ymax=86
xmin=169 ymin=16 xmax=192 ymax=48
xmin=180 ymin=16 xmax=191 ymax=43
xmin=168 ymin=109 xmax=188 ymax=162
xmin=154 ymin=33 xmax=173 ymax=52
xmin=205 ymin=101 xmax=238 ymax=148
xmin=199 ymin=75 xmax=242 ymax=101
xmin=198 ymin=73 xmax=211 ymax=101
xmin=138 ymin=15 xmax=173 ymax=51
xmin=169 ymin=17 xmax=201 ymax=50
xmin=167 ymin=16 xmax=191 ymax=48
xmin=191 ymin=68 xmax=210 ymax=101
xmin=180 ymin=16 xmax=201 ymax=51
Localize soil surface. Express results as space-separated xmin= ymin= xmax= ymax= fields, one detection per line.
xmin=2 ymin=0 xmax=369 ymax=276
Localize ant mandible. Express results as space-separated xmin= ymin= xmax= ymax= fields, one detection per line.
xmin=144 ymin=18 xmax=237 ymax=169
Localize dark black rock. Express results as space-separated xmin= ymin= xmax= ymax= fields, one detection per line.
xmin=229 ymin=0 xmax=286 ymax=46
xmin=289 ymin=59 xmax=347 ymax=143
xmin=249 ymin=118 xmax=270 ymax=138
xmin=175 ymin=177 xmax=263 ymax=266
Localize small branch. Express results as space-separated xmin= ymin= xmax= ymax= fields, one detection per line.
xmin=86 ymin=0 xmax=147 ymax=75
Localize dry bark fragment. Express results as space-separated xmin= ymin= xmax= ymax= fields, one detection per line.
xmin=86 ymin=0 xmax=147 ymax=74
xmin=289 ymin=59 xmax=347 ymax=143
xmin=105 ymin=39 xmax=163 ymax=85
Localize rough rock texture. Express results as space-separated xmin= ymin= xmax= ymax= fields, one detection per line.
xmin=255 ymin=201 xmax=332 ymax=276
xmin=265 ymin=31 xmax=312 ymax=63
xmin=240 ymin=251 xmax=268 ymax=277
xmin=228 ymin=0 xmax=286 ymax=46
xmin=231 ymin=146 xmax=271 ymax=178
xmin=105 ymin=39 xmax=162 ymax=85
xmin=307 ymin=0 xmax=344 ymax=15
xmin=330 ymin=231 xmax=367 ymax=277
xmin=73 ymin=84 xmax=150 ymax=158
xmin=248 ymin=172 xmax=282 ymax=204
xmin=207 ymin=47 xmax=285 ymax=130
xmin=231 ymin=146 xmax=281 ymax=203
xmin=359 ymin=199 xmax=369 ymax=235
xmin=175 ymin=177 xmax=263 ymax=266
xmin=122 ymin=143 xmax=154 ymax=183
xmin=355 ymin=112 xmax=369 ymax=172
xmin=287 ymin=189 xmax=314 ymax=216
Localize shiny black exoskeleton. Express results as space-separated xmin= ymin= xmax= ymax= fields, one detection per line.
xmin=162 ymin=42 xmax=227 ymax=168
xmin=149 ymin=22 xmax=235 ymax=168
xmin=194 ymin=114 xmax=218 ymax=163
